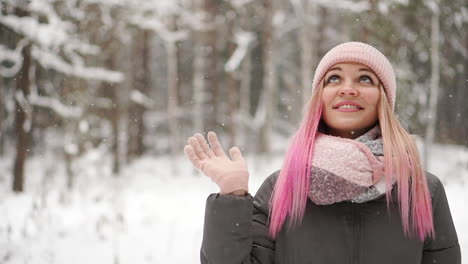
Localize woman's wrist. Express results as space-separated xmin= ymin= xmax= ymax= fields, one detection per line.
xmin=229 ymin=190 xmax=247 ymax=196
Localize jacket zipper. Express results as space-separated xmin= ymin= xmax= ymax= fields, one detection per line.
xmin=352 ymin=204 xmax=361 ymax=264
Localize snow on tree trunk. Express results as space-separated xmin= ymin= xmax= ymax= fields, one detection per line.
xmin=127 ymin=30 xmax=150 ymax=160
xmin=101 ymin=51 xmax=121 ymax=175
xmin=226 ymin=19 xmax=238 ymax=148
xmin=424 ymin=9 xmax=440 ymax=169
xmin=13 ymin=43 xmax=32 ymax=192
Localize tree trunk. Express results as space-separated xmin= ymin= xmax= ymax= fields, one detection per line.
xmin=102 ymin=52 xmax=121 ymax=175
xmin=166 ymin=15 xmax=180 ymax=158
xmin=259 ymin=0 xmax=276 ymax=154
xmin=298 ymin=0 xmax=318 ymax=121
xmin=192 ymin=0 xmax=219 ymax=134
xmin=239 ymin=48 xmax=252 ymax=151
xmin=0 ymin=78 xmax=6 ymax=156
xmin=13 ymin=44 xmax=32 ymax=192
xmin=193 ymin=36 xmax=205 ymax=133
xmin=424 ymin=10 xmax=440 ymax=168
xmin=226 ymin=19 xmax=238 ymax=148
xmin=201 ymin=0 xmax=219 ymax=132
xmin=360 ymin=0 xmax=377 ymax=42
xmin=127 ymin=30 xmax=150 ymax=160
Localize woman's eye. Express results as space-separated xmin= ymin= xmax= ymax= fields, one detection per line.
xmin=327 ymin=75 xmax=340 ymax=83
xmin=360 ymin=76 xmax=373 ymax=83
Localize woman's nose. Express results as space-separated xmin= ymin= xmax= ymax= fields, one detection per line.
xmin=338 ymin=83 xmax=358 ymax=96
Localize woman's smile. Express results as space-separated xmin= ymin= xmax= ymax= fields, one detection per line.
xmin=333 ymin=100 xmax=364 ymax=112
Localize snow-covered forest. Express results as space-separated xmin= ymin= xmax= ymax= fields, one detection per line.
xmin=0 ymin=0 xmax=467 ymax=263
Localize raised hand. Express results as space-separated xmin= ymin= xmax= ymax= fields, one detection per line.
xmin=184 ymin=131 xmax=249 ymax=195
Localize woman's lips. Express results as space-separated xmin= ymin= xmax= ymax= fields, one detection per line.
xmin=335 ymin=106 xmax=361 ymax=112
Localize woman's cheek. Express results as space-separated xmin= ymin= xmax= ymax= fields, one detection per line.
xmin=360 ymin=90 xmax=380 ymax=105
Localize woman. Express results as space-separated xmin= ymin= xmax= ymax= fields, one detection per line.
xmin=184 ymin=42 xmax=461 ymax=264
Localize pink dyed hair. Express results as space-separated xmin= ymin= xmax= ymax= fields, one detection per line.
xmin=269 ymin=83 xmax=434 ymax=241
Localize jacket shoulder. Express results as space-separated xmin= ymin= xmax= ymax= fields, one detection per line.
xmin=424 ymin=171 xmax=444 ymax=199
xmin=254 ymin=170 xmax=280 ymax=195
xmin=252 ymin=170 xmax=280 ymax=211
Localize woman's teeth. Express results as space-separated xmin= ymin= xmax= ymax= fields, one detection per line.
xmin=338 ymin=105 xmax=359 ymax=109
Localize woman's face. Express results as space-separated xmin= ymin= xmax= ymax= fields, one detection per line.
xmin=321 ymin=63 xmax=380 ymax=139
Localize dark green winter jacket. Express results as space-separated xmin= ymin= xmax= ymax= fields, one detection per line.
xmin=201 ymin=171 xmax=461 ymax=264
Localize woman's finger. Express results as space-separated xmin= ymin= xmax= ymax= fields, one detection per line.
xmin=184 ymin=145 xmax=202 ymax=168
xmin=195 ymin=133 xmax=215 ymax=158
xmin=188 ymin=136 xmax=208 ymax=160
xmin=229 ymin=147 xmax=245 ymax=162
xmin=207 ymin=131 xmax=227 ymax=158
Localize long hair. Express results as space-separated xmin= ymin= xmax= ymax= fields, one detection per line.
xmin=269 ymin=84 xmax=434 ymax=241
xmin=268 ymin=84 xmax=323 ymax=237
xmin=378 ymin=88 xmax=434 ymax=240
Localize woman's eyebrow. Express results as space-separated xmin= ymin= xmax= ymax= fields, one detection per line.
xmin=358 ymin=68 xmax=374 ymax=73
xmin=328 ymin=67 xmax=342 ymax=71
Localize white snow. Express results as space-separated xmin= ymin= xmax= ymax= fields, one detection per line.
xmin=0 ymin=42 xmax=25 ymax=77
xmin=31 ymin=47 xmax=124 ymax=83
xmin=130 ymin=90 xmax=155 ymax=109
xmin=225 ymin=31 xmax=255 ymax=72
xmin=0 ymin=0 xmax=122 ymax=81
xmin=0 ymin=142 xmax=466 ymax=264
xmin=29 ymin=92 xmax=83 ymax=119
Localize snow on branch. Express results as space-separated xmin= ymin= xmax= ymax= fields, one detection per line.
xmin=229 ymin=0 xmax=254 ymax=9
xmin=0 ymin=15 xmax=70 ymax=50
xmin=129 ymin=15 xmax=188 ymax=43
xmin=15 ymin=90 xmax=33 ymax=132
xmin=32 ymin=47 xmax=124 ymax=83
xmin=0 ymin=10 xmax=100 ymax=56
xmin=130 ymin=90 xmax=155 ymax=109
xmin=29 ymin=93 xmax=83 ymax=118
xmin=179 ymin=9 xmax=215 ymax=32
xmin=225 ymin=31 xmax=255 ymax=72
xmin=314 ymin=0 xmax=369 ymax=13
xmin=0 ymin=39 xmax=28 ymax=77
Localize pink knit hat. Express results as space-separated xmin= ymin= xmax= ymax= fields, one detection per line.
xmin=312 ymin=42 xmax=397 ymax=109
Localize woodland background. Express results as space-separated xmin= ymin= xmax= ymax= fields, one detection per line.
xmin=1 ymin=0 xmax=467 ymax=191
xmin=0 ymin=0 xmax=467 ymax=263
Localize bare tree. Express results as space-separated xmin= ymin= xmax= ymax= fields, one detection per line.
xmin=258 ymin=0 xmax=277 ymax=154
xmin=13 ymin=42 xmax=32 ymax=192
xmin=226 ymin=18 xmax=239 ymax=147
xmin=424 ymin=4 xmax=440 ymax=168
xmin=127 ymin=30 xmax=151 ymax=160
xmin=166 ymin=15 xmax=182 ymax=158
xmin=291 ymin=0 xmax=319 ymax=121
xmin=200 ymin=0 xmax=220 ymax=132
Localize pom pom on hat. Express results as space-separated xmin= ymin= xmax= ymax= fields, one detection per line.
xmin=312 ymin=42 xmax=396 ymax=110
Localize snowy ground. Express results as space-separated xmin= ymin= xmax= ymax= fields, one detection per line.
xmin=0 ymin=143 xmax=466 ymax=264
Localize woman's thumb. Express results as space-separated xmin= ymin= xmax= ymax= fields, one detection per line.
xmin=229 ymin=147 xmax=244 ymax=161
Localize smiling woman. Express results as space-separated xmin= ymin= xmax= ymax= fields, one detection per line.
xmin=184 ymin=42 xmax=461 ymax=264
xmin=321 ymin=63 xmax=381 ymax=138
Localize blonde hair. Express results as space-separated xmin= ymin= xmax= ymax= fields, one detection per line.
xmin=378 ymin=86 xmax=434 ymax=240
xmin=269 ymin=83 xmax=435 ymax=241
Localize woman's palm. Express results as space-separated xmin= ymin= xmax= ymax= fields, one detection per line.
xmin=184 ymin=131 xmax=248 ymax=194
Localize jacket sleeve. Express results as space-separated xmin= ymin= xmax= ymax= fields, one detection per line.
xmin=200 ymin=171 xmax=278 ymax=264
xmin=422 ymin=174 xmax=461 ymax=264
